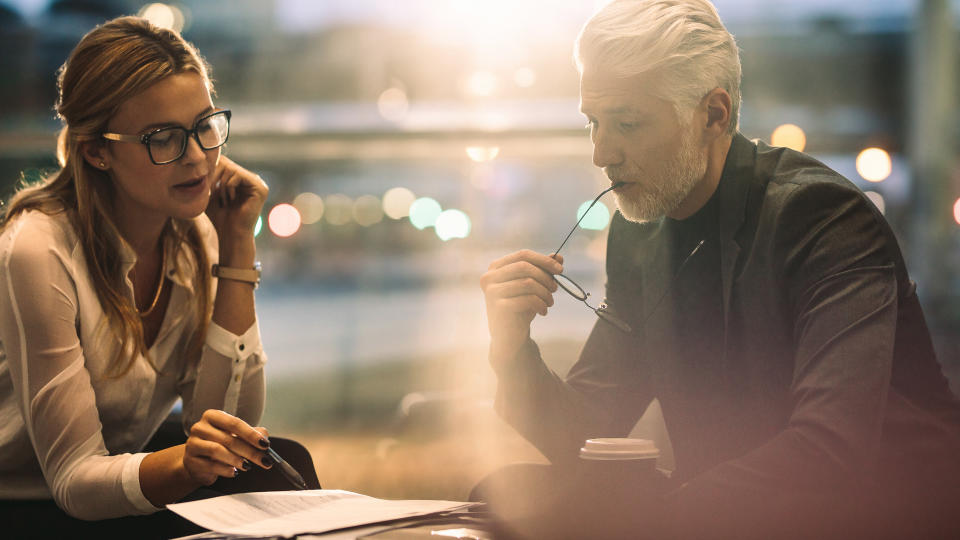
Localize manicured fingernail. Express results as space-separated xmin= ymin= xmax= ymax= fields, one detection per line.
xmin=262 ymin=455 xmax=274 ymax=467
xmin=258 ymin=438 xmax=270 ymax=448
xmin=233 ymin=467 xmax=240 ymax=478
xmin=241 ymin=459 xmax=251 ymax=471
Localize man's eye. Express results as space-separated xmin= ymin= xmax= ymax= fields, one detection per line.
xmin=619 ymin=122 xmax=638 ymax=131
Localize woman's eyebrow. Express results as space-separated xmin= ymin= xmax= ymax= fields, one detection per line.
xmin=136 ymin=106 xmax=216 ymax=133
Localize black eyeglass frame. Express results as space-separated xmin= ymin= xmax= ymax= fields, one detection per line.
xmin=551 ymin=183 xmax=634 ymax=333
xmin=101 ymin=109 xmax=232 ymax=165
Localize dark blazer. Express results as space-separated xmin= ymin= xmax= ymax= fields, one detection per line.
xmin=495 ymin=134 xmax=960 ymax=529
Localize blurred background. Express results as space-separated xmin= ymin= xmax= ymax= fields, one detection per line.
xmin=1 ymin=0 xmax=958 ymax=501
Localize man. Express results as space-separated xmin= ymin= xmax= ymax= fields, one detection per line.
xmin=479 ymin=0 xmax=960 ymax=537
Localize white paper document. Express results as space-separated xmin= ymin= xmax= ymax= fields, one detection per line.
xmin=167 ymin=489 xmax=472 ymax=537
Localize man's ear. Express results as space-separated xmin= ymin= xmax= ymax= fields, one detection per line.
xmin=81 ymin=140 xmax=110 ymax=171
xmin=701 ymin=87 xmax=732 ymax=138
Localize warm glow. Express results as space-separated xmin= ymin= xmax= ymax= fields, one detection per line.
xmin=139 ymin=3 xmax=184 ymax=32
xmin=435 ymin=209 xmax=471 ymax=241
xmin=268 ymin=204 xmax=301 ymax=238
xmin=465 ymin=70 xmax=498 ymax=98
xmin=771 ymin=124 xmax=806 ymax=152
xmin=954 ymin=198 xmax=960 ymax=226
xmin=514 ymin=67 xmax=537 ymax=88
xmin=382 ymin=187 xmax=416 ymax=219
xmin=409 ymin=197 xmax=442 ymax=230
xmin=864 ymin=191 xmax=886 ymax=215
xmin=377 ymin=86 xmax=409 ymax=122
xmin=292 ymin=192 xmax=324 ymax=225
xmin=323 ymin=194 xmax=354 ymax=226
xmin=353 ymin=195 xmax=384 ymax=227
xmin=465 ymin=146 xmax=500 ymax=162
xmin=576 ymin=200 xmax=611 ymax=231
xmin=856 ymin=148 xmax=892 ymax=182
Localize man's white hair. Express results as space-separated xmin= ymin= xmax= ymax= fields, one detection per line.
xmin=575 ymin=0 xmax=742 ymax=133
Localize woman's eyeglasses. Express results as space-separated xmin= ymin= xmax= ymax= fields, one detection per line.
xmin=551 ymin=182 xmax=707 ymax=334
xmin=102 ymin=109 xmax=231 ymax=165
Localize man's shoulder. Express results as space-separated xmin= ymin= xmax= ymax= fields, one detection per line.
xmin=753 ymin=139 xmax=861 ymax=199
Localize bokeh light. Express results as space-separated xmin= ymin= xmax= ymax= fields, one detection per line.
xmin=323 ymin=194 xmax=354 ymax=226
xmin=514 ymin=67 xmax=537 ymax=88
xmin=138 ymin=3 xmax=185 ymax=32
xmin=864 ymin=191 xmax=886 ymax=214
xmin=383 ymin=187 xmax=416 ymax=219
xmin=268 ymin=204 xmax=301 ymax=238
xmin=377 ymin=86 xmax=409 ymax=122
xmin=770 ymin=123 xmax=806 ymax=152
xmin=435 ymin=209 xmax=471 ymax=241
xmin=465 ymin=146 xmax=500 ymax=162
xmin=954 ymin=198 xmax=960 ymax=226
xmin=353 ymin=195 xmax=384 ymax=227
xmin=856 ymin=147 xmax=892 ymax=182
xmin=576 ymin=200 xmax=611 ymax=230
xmin=292 ymin=192 xmax=325 ymax=224
xmin=409 ymin=197 xmax=442 ymax=230
xmin=465 ymin=70 xmax=498 ymax=98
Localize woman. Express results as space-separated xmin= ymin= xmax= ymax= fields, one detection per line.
xmin=0 ymin=15 xmax=315 ymax=535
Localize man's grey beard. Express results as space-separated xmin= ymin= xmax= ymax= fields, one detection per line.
xmin=611 ymin=126 xmax=708 ymax=223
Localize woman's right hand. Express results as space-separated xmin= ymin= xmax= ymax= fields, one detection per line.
xmin=183 ymin=409 xmax=272 ymax=485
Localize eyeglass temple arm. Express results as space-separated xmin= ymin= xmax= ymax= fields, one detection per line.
xmin=552 ymin=182 xmax=624 ymax=257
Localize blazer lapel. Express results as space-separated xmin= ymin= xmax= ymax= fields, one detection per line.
xmin=717 ymin=134 xmax=756 ymax=356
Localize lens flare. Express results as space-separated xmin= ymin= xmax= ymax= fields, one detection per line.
xmin=292 ymin=192 xmax=324 ymax=225
xmin=268 ymin=204 xmax=301 ymax=238
xmin=353 ymin=195 xmax=384 ymax=227
xmin=435 ymin=209 xmax=471 ymax=241
xmin=409 ymin=197 xmax=442 ymax=230
xmin=323 ymin=194 xmax=354 ymax=225
xmin=576 ymin=200 xmax=611 ymax=230
xmin=856 ymin=148 xmax=892 ymax=182
xmin=771 ymin=124 xmax=806 ymax=152
xmin=465 ymin=146 xmax=500 ymax=162
xmin=383 ymin=187 xmax=416 ymax=219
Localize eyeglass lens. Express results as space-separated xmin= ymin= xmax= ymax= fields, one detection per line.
xmin=148 ymin=111 xmax=230 ymax=164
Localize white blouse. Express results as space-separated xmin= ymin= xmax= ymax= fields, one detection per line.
xmin=0 ymin=209 xmax=266 ymax=520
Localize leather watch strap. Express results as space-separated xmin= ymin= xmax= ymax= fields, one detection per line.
xmin=212 ymin=262 xmax=261 ymax=288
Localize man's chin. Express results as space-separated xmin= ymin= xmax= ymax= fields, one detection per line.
xmin=613 ymin=194 xmax=666 ymax=224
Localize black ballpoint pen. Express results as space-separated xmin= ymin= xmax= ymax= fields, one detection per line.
xmin=265 ymin=446 xmax=309 ymax=490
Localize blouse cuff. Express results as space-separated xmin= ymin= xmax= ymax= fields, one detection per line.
xmin=123 ymin=452 xmax=164 ymax=514
xmin=205 ymin=320 xmax=263 ymax=364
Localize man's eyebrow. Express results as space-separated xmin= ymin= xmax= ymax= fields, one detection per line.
xmin=580 ymin=105 xmax=647 ymax=117
xmin=137 ymin=106 xmax=216 ymax=133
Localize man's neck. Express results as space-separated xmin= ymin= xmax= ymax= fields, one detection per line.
xmin=668 ymin=134 xmax=733 ymax=220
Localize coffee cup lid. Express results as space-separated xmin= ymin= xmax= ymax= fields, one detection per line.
xmin=579 ymin=438 xmax=660 ymax=461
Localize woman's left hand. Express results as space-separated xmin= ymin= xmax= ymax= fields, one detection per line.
xmin=205 ymin=155 xmax=269 ymax=244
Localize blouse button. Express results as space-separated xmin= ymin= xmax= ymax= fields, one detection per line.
xmin=239 ymin=343 xmax=245 ymax=351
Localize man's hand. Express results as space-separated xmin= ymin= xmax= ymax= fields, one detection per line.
xmin=182 ymin=409 xmax=272 ymax=486
xmin=480 ymin=250 xmax=563 ymax=368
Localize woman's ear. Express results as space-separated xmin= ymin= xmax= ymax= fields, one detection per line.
xmin=81 ymin=140 xmax=110 ymax=171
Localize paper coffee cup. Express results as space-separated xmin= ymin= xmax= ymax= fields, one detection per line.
xmin=579 ymin=438 xmax=660 ymax=462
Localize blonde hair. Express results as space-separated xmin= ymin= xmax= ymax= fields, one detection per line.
xmin=1 ymin=16 xmax=213 ymax=376
xmin=575 ymin=0 xmax=742 ymax=133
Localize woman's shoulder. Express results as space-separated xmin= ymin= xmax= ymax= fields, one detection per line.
xmin=0 ymin=209 xmax=78 ymax=260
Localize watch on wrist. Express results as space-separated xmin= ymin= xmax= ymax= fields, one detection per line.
xmin=212 ymin=261 xmax=262 ymax=289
